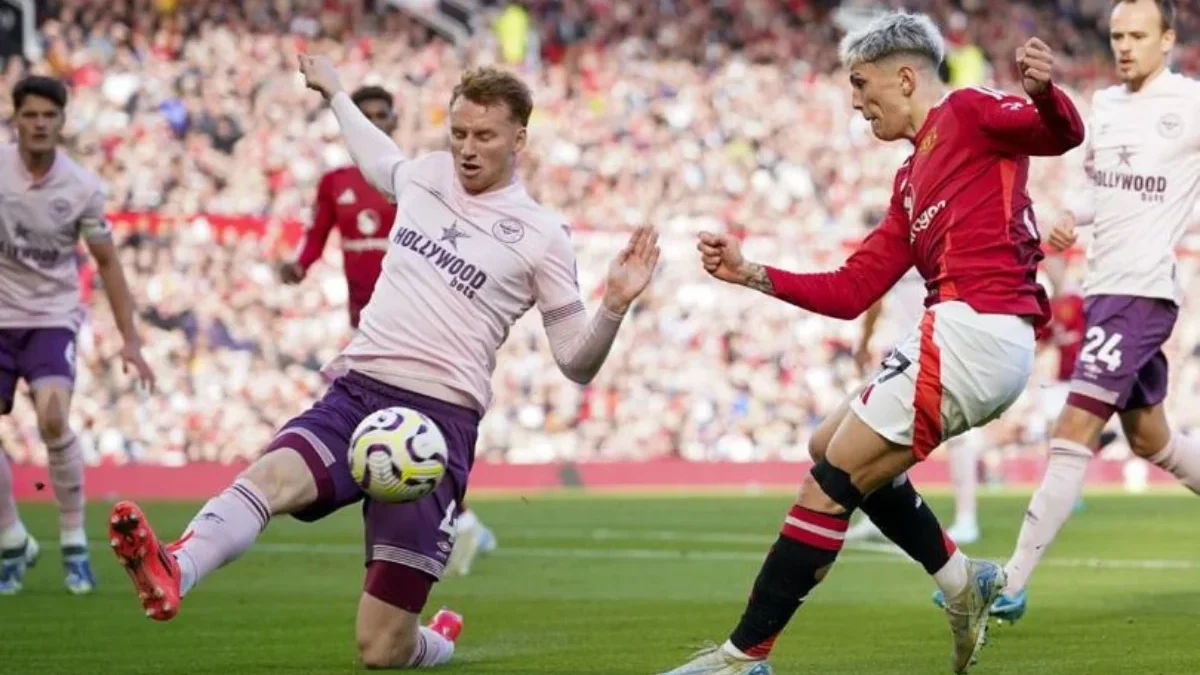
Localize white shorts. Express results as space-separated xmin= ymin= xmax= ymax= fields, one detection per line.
xmin=1038 ymin=382 xmax=1070 ymax=424
xmin=851 ymin=301 xmax=1036 ymax=459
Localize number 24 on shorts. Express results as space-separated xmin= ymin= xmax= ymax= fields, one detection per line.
xmin=1081 ymin=326 xmax=1123 ymax=371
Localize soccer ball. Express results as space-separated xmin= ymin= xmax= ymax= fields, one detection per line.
xmin=348 ymin=407 xmax=449 ymax=503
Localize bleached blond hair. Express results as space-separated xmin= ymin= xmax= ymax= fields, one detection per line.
xmin=838 ymin=11 xmax=946 ymax=69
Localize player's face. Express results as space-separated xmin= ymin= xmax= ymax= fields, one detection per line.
xmin=15 ymin=95 xmax=65 ymax=154
xmin=448 ymin=97 xmax=527 ymax=195
xmin=358 ymin=98 xmax=397 ymax=135
xmin=1109 ymin=0 xmax=1174 ymax=86
xmin=848 ymin=62 xmax=910 ymax=142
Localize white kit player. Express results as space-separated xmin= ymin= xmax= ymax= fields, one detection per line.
xmin=0 ymin=76 xmax=155 ymax=595
xmin=991 ymin=0 xmax=1200 ymax=622
xmin=846 ymin=268 xmax=983 ymax=546
xmin=104 ymin=56 xmax=659 ymax=671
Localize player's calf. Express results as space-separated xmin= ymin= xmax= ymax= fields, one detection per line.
xmin=357 ymin=562 xmax=458 ymax=669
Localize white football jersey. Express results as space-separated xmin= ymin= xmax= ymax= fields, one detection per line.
xmin=1068 ymin=72 xmax=1200 ymax=303
xmin=325 ymin=151 xmax=582 ymax=412
xmin=0 ymin=144 xmax=111 ymax=331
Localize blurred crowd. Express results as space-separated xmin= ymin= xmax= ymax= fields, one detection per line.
xmin=2 ymin=0 xmax=1199 ymax=469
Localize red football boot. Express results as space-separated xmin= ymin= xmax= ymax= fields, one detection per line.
xmin=108 ymin=501 xmax=182 ymax=621
xmin=428 ymin=608 xmax=463 ymax=643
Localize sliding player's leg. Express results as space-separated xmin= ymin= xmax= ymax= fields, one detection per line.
xmin=355 ymin=383 xmax=478 ymax=668
xmin=108 ymin=376 xmax=370 ymax=620
xmin=356 ymin=487 xmax=468 ymax=668
xmin=1004 ymin=296 xmax=1181 ymax=608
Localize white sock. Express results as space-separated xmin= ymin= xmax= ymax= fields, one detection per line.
xmin=1147 ymin=434 xmax=1200 ymax=493
xmin=407 ymin=626 xmax=456 ymax=667
xmin=949 ymin=436 xmax=979 ymax=529
xmin=1004 ymin=439 xmax=1091 ymax=595
xmin=933 ymin=549 xmax=970 ymax=597
xmin=721 ymin=640 xmax=757 ymax=661
xmin=456 ymin=508 xmax=480 ymax=533
xmin=61 ymin=527 xmax=87 ymax=549
xmin=0 ymin=520 xmax=28 ymax=550
xmin=173 ymin=478 xmax=271 ymax=596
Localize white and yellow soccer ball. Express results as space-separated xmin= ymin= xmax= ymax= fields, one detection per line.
xmin=348 ymin=407 xmax=449 ymax=503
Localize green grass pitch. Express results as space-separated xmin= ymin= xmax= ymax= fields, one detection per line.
xmin=2 ymin=492 xmax=1199 ymax=674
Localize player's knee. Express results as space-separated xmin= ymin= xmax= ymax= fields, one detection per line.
xmin=240 ymin=448 xmax=317 ymax=515
xmin=35 ymin=405 xmax=70 ymax=441
xmin=799 ymin=460 xmax=864 ymax=514
xmin=1055 ymin=396 xmax=1111 ymax=445
xmin=807 ymin=434 xmax=828 ymax=463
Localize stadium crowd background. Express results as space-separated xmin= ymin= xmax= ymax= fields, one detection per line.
xmin=1 ymin=0 xmax=1199 ymax=473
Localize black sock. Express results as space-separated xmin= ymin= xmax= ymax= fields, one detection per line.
xmin=858 ymin=476 xmax=955 ymax=575
xmin=728 ymin=504 xmax=850 ymax=658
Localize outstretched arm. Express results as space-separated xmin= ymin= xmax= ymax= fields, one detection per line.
xmin=714 ymin=213 xmax=913 ymax=320
xmin=300 ymin=54 xmax=407 ymax=197
xmin=537 ymin=226 xmax=659 ymax=385
xmin=329 ymin=93 xmax=408 ymax=197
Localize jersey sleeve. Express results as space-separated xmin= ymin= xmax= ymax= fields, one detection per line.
xmin=76 ymin=188 xmax=113 ymax=242
xmin=764 ymin=186 xmax=915 ymax=320
xmin=533 ymin=224 xmax=585 ymax=326
xmin=330 ymin=92 xmax=409 ymax=199
xmin=963 ymin=85 xmax=1086 ymax=157
xmin=294 ymin=172 xmax=338 ymax=269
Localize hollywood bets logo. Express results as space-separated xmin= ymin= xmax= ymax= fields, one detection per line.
xmin=1091 ymin=146 xmax=1168 ymax=204
xmin=391 ymin=223 xmax=489 ymax=300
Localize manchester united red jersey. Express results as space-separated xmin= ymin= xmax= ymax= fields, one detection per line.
xmin=765 ymin=85 xmax=1085 ymax=330
xmin=293 ymin=166 xmax=395 ymax=326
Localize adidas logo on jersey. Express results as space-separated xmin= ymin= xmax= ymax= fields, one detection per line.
xmin=337 ymin=189 xmax=357 ymax=205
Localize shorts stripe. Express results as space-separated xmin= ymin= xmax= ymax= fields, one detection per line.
xmin=911 ymin=311 xmax=944 ymax=461
xmin=371 ymin=544 xmax=446 ymax=580
xmin=271 ymin=427 xmax=336 ymax=468
xmin=1068 ymin=379 xmax=1120 ymax=405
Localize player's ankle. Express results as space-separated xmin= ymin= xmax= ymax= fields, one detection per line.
xmin=60 ymin=527 xmax=87 ymax=548
xmin=0 ymin=520 xmax=27 ymax=549
xmin=721 ymin=640 xmax=760 ymax=662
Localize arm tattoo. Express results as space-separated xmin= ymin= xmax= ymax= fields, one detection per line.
xmin=742 ymin=262 xmax=775 ymax=295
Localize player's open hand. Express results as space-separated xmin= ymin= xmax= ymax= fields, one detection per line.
xmin=603 ymin=226 xmax=660 ymax=314
xmin=120 ymin=341 xmax=156 ymax=393
xmin=697 ymin=231 xmax=748 ymax=285
xmin=298 ymin=53 xmax=344 ymax=102
xmin=1046 ymin=213 xmax=1078 ymax=251
xmin=1016 ymin=37 xmax=1054 ymax=97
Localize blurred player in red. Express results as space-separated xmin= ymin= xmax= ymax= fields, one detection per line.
xmin=280 ymin=85 xmax=395 ymax=329
xmin=661 ymin=11 xmax=1083 ymax=675
xmin=279 ymin=85 xmax=495 ymax=575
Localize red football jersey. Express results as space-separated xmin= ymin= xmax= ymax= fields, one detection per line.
xmin=765 ymin=85 xmax=1085 ymax=331
xmin=1044 ymin=292 xmax=1085 ymax=382
xmin=293 ymin=166 xmax=395 ymax=327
